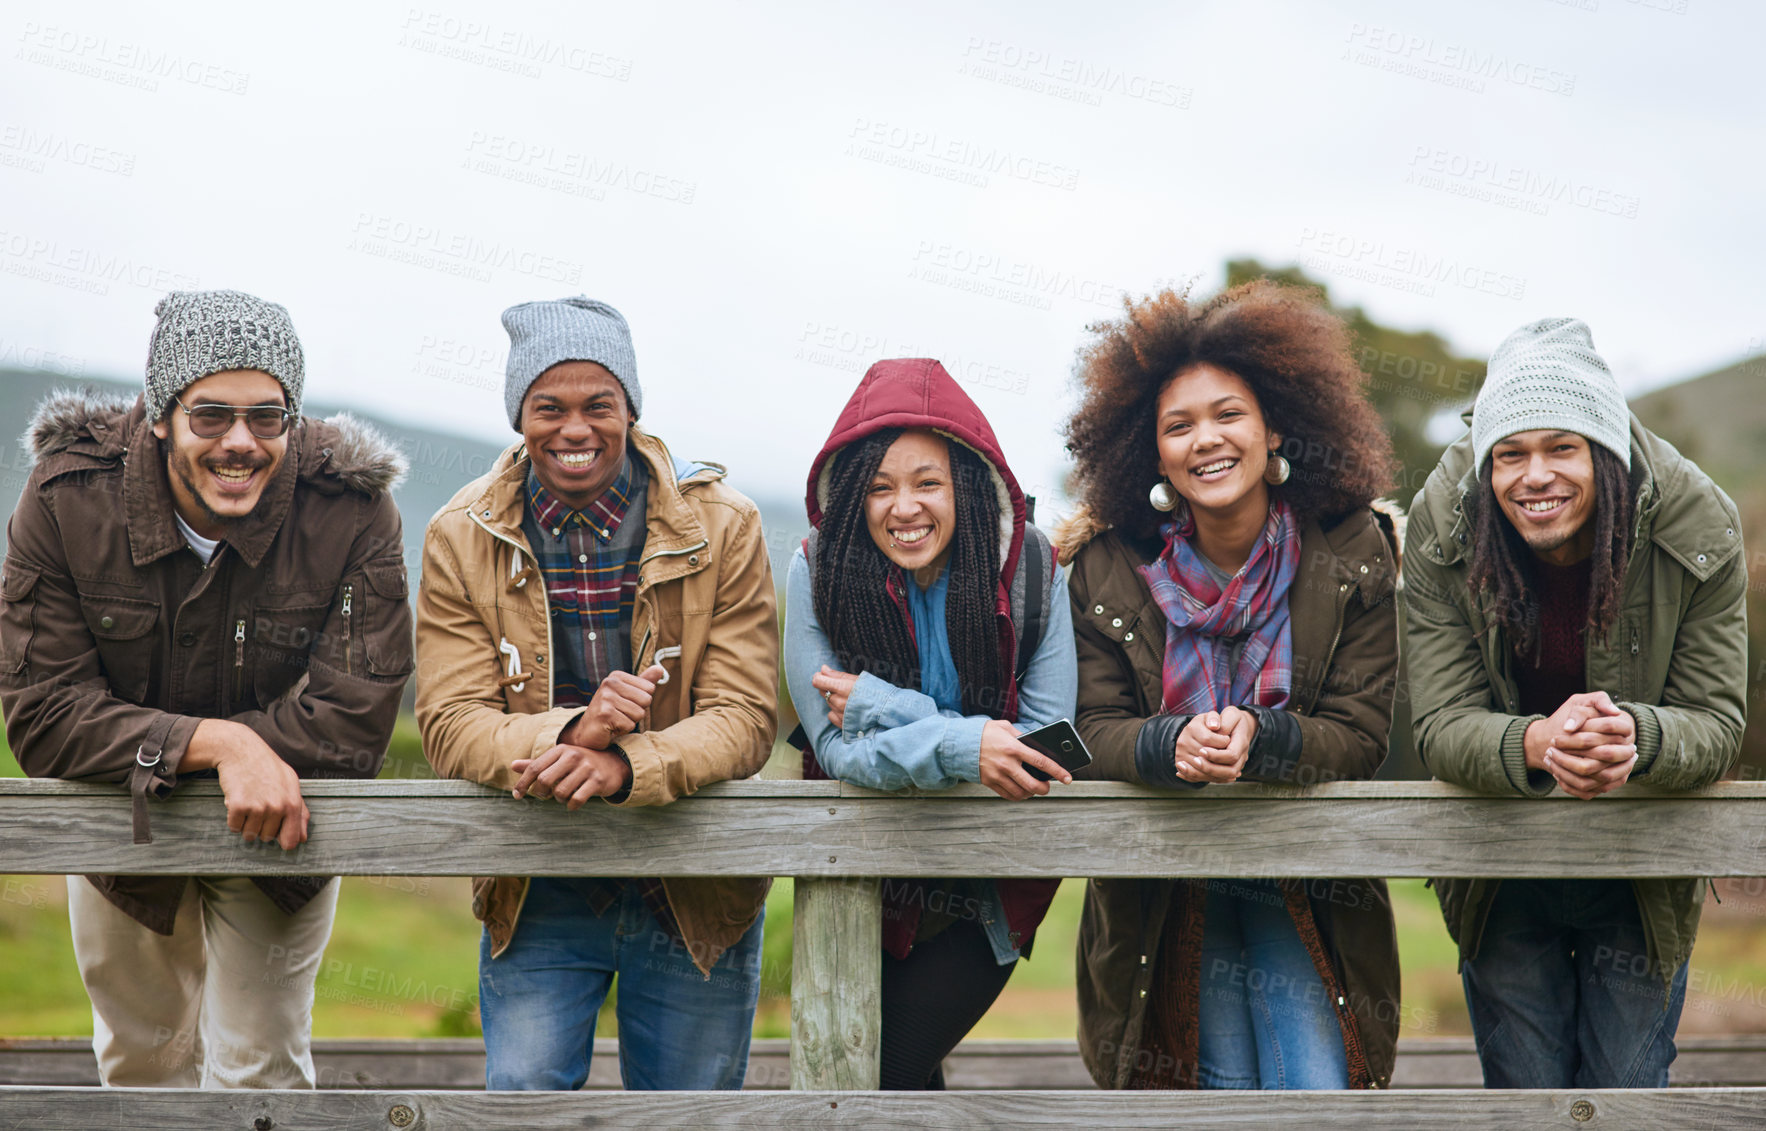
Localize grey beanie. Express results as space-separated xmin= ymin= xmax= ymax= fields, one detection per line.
xmin=1473 ymin=317 xmax=1631 ymax=473
xmin=145 ymin=289 xmax=304 ymax=422
xmin=502 ymin=297 xmax=640 ymax=429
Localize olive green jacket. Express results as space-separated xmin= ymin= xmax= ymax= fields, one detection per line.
xmin=1404 ymin=414 xmax=1747 ymax=985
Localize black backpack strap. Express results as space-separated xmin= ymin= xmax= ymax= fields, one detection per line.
xmin=1014 ymin=526 xmax=1049 ymax=682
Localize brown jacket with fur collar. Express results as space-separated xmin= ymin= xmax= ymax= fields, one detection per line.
xmin=1 ymin=392 xmax=413 ymax=931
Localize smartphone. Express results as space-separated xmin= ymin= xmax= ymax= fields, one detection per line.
xmin=1018 ymin=718 xmax=1093 ymax=782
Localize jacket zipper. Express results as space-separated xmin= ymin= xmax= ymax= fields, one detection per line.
xmin=1303 ymin=582 xmax=1352 ymax=714
xmin=233 ymin=619 xmax=246 ymax=703
xmin=341 ymin=584 xmax=354 ymax=677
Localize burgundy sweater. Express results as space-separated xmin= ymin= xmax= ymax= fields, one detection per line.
xmin=1515 ymin=557 xmax=1593 ymax=717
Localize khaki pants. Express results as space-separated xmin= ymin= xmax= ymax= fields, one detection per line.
xmin=66 ymin=875 xmax=339 ymax=1088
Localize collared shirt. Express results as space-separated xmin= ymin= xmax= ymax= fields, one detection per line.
xmin=520 ymin=454 xmax=648 ymax=709
xmin=520 ymin=452 xmax=679 ymax=939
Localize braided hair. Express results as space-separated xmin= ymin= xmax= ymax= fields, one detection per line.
xmin=812 ymin=428 xmax=1010 ymax=719
xmin=1467 ymin=443 xmax=1635 ymax=662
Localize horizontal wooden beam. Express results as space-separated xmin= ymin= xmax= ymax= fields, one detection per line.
xmin=6 ymin=1036 xmax=1764 ymax=1090
xmin=0 ymin=1086 xmax=1763 ymax=1128
xmin=3 ymin=779 xmax=1763 ymax=878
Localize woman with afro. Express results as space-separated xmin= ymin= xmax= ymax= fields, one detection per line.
xmin=1058 ymin=280 xmax=1405 ymax=1090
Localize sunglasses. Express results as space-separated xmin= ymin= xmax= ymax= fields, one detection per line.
xmin=173 ymin=397 xmax=294 ymax=439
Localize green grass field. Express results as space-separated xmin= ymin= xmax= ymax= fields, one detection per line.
xmin=6 ymin=716 xmax=1765 ymax=1041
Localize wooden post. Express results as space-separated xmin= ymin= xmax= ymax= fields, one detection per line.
xmin=789 ymin=876 xmax=881 ymax=1090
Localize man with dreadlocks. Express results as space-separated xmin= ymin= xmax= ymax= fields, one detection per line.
xmin=1403 ymin=317 xmax=1747 ymax=1089
xmin=783 ymin=358 xmax=1077 ymax=1090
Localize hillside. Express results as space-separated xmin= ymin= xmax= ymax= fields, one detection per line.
xmin=1632 ymin=355 xmax=1766 ymax=771
xmin=0 ymin=370 xmax=808 ymax=580
xmin=1633 ymin=356 xmax=1766 ymax=499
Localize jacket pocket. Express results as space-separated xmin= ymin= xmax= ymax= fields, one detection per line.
xmin=252 ymin=599 xmax=330 ymax=705
xmin=361 ymin=559 xmax=414 ymax=677
xmin=0 ymin=561 xmax=42 ymax=675
xmin=79 ymin=595 xmax=159 ymax=703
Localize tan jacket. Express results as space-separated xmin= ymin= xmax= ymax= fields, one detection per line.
xmin=415 ymin=427 xmax=778 ymax=973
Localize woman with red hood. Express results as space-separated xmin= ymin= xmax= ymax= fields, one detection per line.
xmin=784 ymin=358 xmax=1077 ymax=1090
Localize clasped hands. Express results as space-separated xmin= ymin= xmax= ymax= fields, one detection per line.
xmin=1525 ymin=690 xmax=1638 ymax=800
xmin=511 ymin=665 xmax=664 ymax=809
xmin=1174 ymin=706 xmax=1258 ymax=784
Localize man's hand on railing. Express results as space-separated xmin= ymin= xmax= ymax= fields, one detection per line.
xmin=511 ymin=745 xmax=633 ymax=809
xmin=560 ymin=665 xmax=665 ymax=750
xmin=1529 ymin=691 xmax=1638 ymax=800
xmin=1174 ymin=708 xmax=1255 ymax=785
xmin=180 ymin=719 xmax=310 ymax=850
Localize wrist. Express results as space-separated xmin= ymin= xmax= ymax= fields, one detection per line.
xmin=1523 ymin=718 xmax=1551 ymax=771
xmin=184 ymin=719 xmax=245 ymax=771
xmin=563 ymin=713 xmax=614 ymax=751
xmin=605 ymin=743 xmax=634 ymax=801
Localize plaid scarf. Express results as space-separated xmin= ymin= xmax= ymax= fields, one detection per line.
xmin=1137 ymin=500 xmax=1301 ymax=715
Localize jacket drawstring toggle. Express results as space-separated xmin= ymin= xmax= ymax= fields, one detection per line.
xmin=498 ymin=637 xmax=530 ymax=692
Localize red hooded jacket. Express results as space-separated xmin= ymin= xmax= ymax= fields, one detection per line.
xmin=801 ymin=358 xmax=1061 ymax=959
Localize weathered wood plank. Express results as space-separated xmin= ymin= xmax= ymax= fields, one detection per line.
xmin=7 ymin=778 xmax=1762 ymax=799
xmin=3 ymin=781 xmax=1764 ymax=877
xmin=6 ymin=1036 xmax=1765 ymax=1089
xmin=790 ymin=877 xmax=881 ymax=1090
xmin=0 ymin=1086 xmax=1763 ymax=1128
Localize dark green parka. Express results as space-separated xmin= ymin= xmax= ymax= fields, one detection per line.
xmin=1404 ymin=414 xmax=1747 ymax=987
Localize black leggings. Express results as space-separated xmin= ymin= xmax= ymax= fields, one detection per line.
xmin=878 ymin=920 xmax=1018 ymax=1090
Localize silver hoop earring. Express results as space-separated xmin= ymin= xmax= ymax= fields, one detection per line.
xmin=1265 ymin=452 xmax=1291 ymax=486
xmin=1149 ymin=479 xmax=1179 ymax=511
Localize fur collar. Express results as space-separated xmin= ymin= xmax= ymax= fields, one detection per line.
xmin=24 ymin=388 xmax=407 ymax=496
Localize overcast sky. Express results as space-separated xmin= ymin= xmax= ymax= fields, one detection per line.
xmin=4 ymin=0 xmax=1761 ymax=510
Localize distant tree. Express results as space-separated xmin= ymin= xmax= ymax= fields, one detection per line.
xmin=1223 ymin=259 xmax=1486 ymax=504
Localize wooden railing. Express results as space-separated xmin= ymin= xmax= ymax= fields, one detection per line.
xmin=4 ymin=777 xmax=1766 ymax=1128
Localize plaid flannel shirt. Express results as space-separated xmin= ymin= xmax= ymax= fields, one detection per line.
xmin=522 ymin=454 xmax=681 ymax=940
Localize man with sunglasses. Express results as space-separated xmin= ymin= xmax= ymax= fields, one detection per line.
xmin=1 ymin=290 xmax=414 ymax=1088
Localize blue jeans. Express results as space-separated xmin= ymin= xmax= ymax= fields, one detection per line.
xmin=1462 ymin=878 xmax=1687 ymax=1088
xmin=1197 ymin=879 xmax=1350 ymax=1089
xmin=479 ymin=877 xmax=764 ymax=1090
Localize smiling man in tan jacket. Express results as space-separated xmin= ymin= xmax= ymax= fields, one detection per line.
xmin=415 ymin=296 xmax=778 ymax=1091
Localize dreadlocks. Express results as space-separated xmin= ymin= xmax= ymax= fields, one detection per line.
xmin=1467 ymin=444 xmax=1635 ymax=662
xmin=812 ymin=428 xmax=1009 ymax=719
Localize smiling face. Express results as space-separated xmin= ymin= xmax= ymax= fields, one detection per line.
xmin=1488 ymin=429 xmax=1599 ymax=565
xmin=520 ymin=361 xmax=636 ymax=510
xmin=151 ymin=368 xmax=290 ymax=540
xmin=1153 ymin=362 xmax=1282 ymax=519
xmin=864 ymin=429 xmax=958 ymax=580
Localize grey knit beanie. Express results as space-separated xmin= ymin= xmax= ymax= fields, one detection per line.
xmin=502 ymin=297 xmax=640 ymax=429
xmin=1473 ymin=317 xmax=1631 ymax=472
xmin=145 ymin=290 xmax=304 ymax=422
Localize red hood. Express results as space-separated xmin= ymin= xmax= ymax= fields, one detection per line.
xmin=805 ymin=358 xmax=1027 ymax=583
